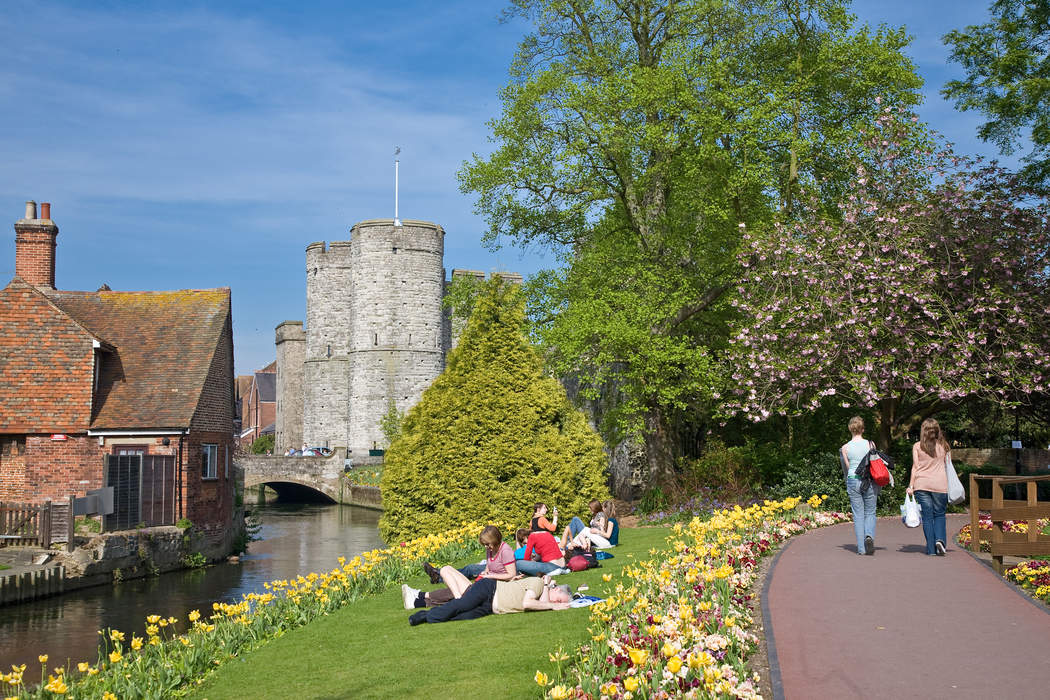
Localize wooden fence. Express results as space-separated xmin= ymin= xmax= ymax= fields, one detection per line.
xmin=968 ymin=473 xmax=1050 ymax=573
xmin=0 ymin=501 xmax=53 ymax=549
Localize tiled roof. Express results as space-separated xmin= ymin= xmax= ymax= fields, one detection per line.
xmin=48 ymin=287 xmax=231 ymax=430
xmin=254 ymin=371 xmax=276 ymax=403
xmin=0 ymin=279 xmax=100 ymax=431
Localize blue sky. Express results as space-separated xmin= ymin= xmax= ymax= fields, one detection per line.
xmin=0 ymin=1 xmax=1016 ymax=373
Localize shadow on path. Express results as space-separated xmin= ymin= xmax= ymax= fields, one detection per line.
xmin=765 ymin=514 xmax=1050 ymax=700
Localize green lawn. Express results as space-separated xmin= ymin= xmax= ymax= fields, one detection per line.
xmin=0 ymin=563 xmax=9 ymax=571
xmin=192 ymin=526 xmax=670 ymax=700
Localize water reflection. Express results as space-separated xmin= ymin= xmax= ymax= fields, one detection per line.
xmin=0 ymin=503 xmax=384 ymax=680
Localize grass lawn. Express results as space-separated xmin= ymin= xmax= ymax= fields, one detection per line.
xmin=0 ymin=564 xmax=9 ymax=571
xmin=192 ymin=526 xmax=671 ymax=700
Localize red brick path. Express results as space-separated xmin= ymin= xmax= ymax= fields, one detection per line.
xmin=766 ymin=514 xmax=1050 ymax=700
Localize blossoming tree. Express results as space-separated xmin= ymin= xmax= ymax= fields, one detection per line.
xmin=725 ymin=106 xmax=1050 ymax=448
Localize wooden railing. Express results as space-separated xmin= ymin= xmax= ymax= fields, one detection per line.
xmin=969 ymin=474 xmax=1050 ymax=573
xmin=0 ymin=501 xmax=53 ymax=549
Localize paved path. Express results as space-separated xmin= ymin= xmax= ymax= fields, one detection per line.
xmin=765 ymin=514 xmax=1050 ymax=700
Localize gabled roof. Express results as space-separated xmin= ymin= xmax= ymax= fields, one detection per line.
xmin=0 ymin=278 xmax=103 ymax=431
xmin=253 ymin=371 xmax=276 ymax=403
xmin=47 ymin=287 xmax=231 ymax=430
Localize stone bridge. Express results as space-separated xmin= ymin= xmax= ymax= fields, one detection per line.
xmin=236 ymin=451 xmax=382 ymax=509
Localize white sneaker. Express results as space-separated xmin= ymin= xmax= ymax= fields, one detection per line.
xmin=401 ymin=584 xmax=419 ymax=609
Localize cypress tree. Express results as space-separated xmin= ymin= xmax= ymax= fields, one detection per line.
xmin=379 ymin=277 xmax=609 ymax=542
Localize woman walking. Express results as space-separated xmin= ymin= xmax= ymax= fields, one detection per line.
xmin=840 ymin=416 xmax=879 ymax=555
xmin=908 ymin=418 xmax=950 ymax=556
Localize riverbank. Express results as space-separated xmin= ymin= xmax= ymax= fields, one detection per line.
xmin=0 ymin=503 xmax=385 ymax=683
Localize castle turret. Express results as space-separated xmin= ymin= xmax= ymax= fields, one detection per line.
xmin=302 ymin=241 xmax=353 ymax=449
xmin=347 ymin=219 xmax=445 ymax=455
xmin=275 ymin=320 xmax=306 ymax=453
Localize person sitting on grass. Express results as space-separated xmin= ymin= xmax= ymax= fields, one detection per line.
xmin=422 ymin=525 xmax=517 ymax=584
xmin=530 ymin=502 xmax=559 ymax=533
xmin=407 ymin=568 xmax=571 ymax=625
xmin=602 ymin=500 xmax=620 ymax=546
xmin=515 ymin=527 xmax=567 ymax=577
xmin=561 ymin=500 xmax=613 ymax=549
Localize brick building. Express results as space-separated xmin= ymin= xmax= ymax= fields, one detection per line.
xmin=237 ymin=362 xmax=276 ymax=448
xmin=0 ymin=201 xmax=237 ymax=541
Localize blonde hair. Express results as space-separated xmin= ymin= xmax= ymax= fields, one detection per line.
xmin=848 ymin=416 xmax=864 ymax=436
xmin=478 ymin=525 xmax=502 ymax=550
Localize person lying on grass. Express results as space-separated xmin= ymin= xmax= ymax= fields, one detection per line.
xmin=422 ymin=525 xmax=517 ymax=584
xmin=406 ymin=567 xmax=571 ymax=625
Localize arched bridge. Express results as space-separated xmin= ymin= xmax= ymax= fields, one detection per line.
xmin=236 ymin=451 xmax=382 ymax=508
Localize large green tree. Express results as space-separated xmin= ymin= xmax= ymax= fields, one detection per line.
xmin=944 ymin=0 xmax=1050 ymax=190
xmin=378 ymin=278 xmax=608 ymax=543
xmin=461 ymin=0 xmax=922 ymax=481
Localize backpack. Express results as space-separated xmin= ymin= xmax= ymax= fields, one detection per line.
xmin=857 ymin=441 xmax=892 ymax=487
xmin=567 ymin=555 xmax=590 ymax=572
xmin=566 ymin=550 xmax=599 ymax=571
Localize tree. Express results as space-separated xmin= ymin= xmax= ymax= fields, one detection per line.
xmin=378 ymin=278 xmax=609 ymax=543
xmin=249 ymin=434 xmax=274 ymax=455
xmin=944 ymin=0 xmax=1050 ymax=190
xmin=724 ymin=106 xmax=1050 ymax=448
xmin=461 ymin=0 xmax=922 ymax=480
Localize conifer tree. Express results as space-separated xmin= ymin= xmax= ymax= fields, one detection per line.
xmin=379 ymin=277 xmax=609 ymax=543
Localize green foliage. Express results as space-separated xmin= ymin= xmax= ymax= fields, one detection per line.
xmin=75 ymin=516 xmax=102 ymax=534
xmin=943 ymin=0 xmax=1050 ymax=189
xmin=182 ymin=552 xmax=207 ymax=569
xmin=175 ymin=518 xmax=193 ymax=530
xmin=768 ymin=452 xmax=906 ymax=516
xmin=378 ymin=398 xmax=404 ymax=449
xmin=682 ymin=440 xmax=761 ymax=500
xmin=637 ymin=486 xmax=668 ymax=516
xmin=249 ymin=434 xmax=275 ymax=455
xmin=461 ymin=0 xmax=923 ymax=474
xmin=231 ymin=512 xmax=262 ymax=555
xmin=379 ymin=278 xmax=610 ymax=542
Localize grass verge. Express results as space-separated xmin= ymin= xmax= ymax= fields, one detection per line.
xmin=192 ymin=526 xmax=671 ymax=699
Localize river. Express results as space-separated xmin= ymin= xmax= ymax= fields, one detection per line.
xmin=0 ymin=502 xmax=385 ymax=678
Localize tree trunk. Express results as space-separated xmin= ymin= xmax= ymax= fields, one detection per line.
xmin=643 ymin=407 xmax=676 ymax=487
xmin=876 ymin=398 xmax=896 ymax=451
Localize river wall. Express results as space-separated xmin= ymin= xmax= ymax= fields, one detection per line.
xmin=952 ymin=448 xmax=1050 ymax=474
xmin=0 ymin=513 xmax=244 ymax=606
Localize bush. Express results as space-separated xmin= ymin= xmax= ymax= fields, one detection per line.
xmin=250 ymin=434 xmax=275 ymax=454
xmin=768 ymin=452 xmax=906 ymax=516
xmin=682 ymin=439 xmax=761 ymax=500
xmin=379 ymin=278 xmax=609 ymax=542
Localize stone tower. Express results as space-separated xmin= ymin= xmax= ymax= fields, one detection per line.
xmin=345 ymin=219 xmax=446 ymax=454
xmin=274 ymin=321 xmax=305 ymax=453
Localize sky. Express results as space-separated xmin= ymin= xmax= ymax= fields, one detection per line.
xmin=0 ymin=0 xmax=1018 ymax=374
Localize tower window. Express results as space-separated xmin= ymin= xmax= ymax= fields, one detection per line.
xmin=374 ymin=333 xmax=378 ymax=346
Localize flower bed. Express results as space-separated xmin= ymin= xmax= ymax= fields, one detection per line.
xmin=1004 ymin=560 xmax=1050 ymax=604
xmin=1 ymin=523 xmax=487 ymax=699
xmin=640 ymin=489 xmax=760 ymax=526
xmin=956 ymin=513 xmax=1050 ymax=552
xmin=343 ymin=467 xmax=383 ymax=488
xmin=537 ymin=495 xmax=849 ymax=699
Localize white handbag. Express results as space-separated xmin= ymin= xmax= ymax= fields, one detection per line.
xmin=946 ymin=454 xmax=966 ymax=504
xmin=901 ymin=494 xmax=922 ymax=528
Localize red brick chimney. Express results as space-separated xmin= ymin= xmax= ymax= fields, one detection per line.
xmin=14 ymin=200 xmax=59 ymax=289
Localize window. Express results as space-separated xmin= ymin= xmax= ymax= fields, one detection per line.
xmin=201 ymin=444 xmax=218 ymax=479
xmin=1 ymin=435 xmax=26 ymax=456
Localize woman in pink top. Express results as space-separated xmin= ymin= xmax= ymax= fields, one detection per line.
xmin=907 ymin=418 xmax=950 ymax=556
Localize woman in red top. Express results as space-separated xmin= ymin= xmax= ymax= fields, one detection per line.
xmin=516 ymin=528 xmax=567 ymax=576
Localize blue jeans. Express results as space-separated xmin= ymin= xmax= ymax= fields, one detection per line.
xmin=422 ymin=577 xmax=496 ymax=623
xmin=458 ymin=563 xmax=486 ymax=579
xmin=567 ymin=516 xmax=586 ymax=539
xmin=515 ymin=559 xmax=561 ymax=576
xmin=845 ymin=478 xmax=879 ymax=553
xmin=913 ymin=490 xmax=948 ymax=555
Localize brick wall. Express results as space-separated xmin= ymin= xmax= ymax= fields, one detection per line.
xmin=952 ymin=447 xmax=1050 ymax=474
xmin=0 ymin=453 xmax=28 ymax=501
xmin=7 ymin=434 xmax=102 ymax=504
xmin=186 ymin=309 xmax=235 ymax=530
xmin=14 ymin=220 xmax=58 ymax=288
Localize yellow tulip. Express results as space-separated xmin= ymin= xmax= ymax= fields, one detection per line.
xmin=549 ymin=685 xmax=571 ymax=700
xmin=535 ymin=671 xmax=549 ymax=686
xmin=667 ymin=655 xmax=683 ymax=674
xmin=623 ymin=676 xmax=639 ymax=692
xmin=627 ymin=648 xmax=648 ymax=667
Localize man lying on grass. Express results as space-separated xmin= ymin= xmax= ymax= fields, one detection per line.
xmin=406 ymin=566 xmax=572 ymax=625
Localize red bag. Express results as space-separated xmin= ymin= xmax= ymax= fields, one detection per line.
xmin=863 ymin=441 xmax=891 ymax=487
xmin=567 ymin=555 xmax=590 ymax=572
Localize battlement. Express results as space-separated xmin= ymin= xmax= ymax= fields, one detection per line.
xmin=305 ymin=240 xmax=353 ymax=267
xmin=275 ymin=321 xmax=305 ymax=344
